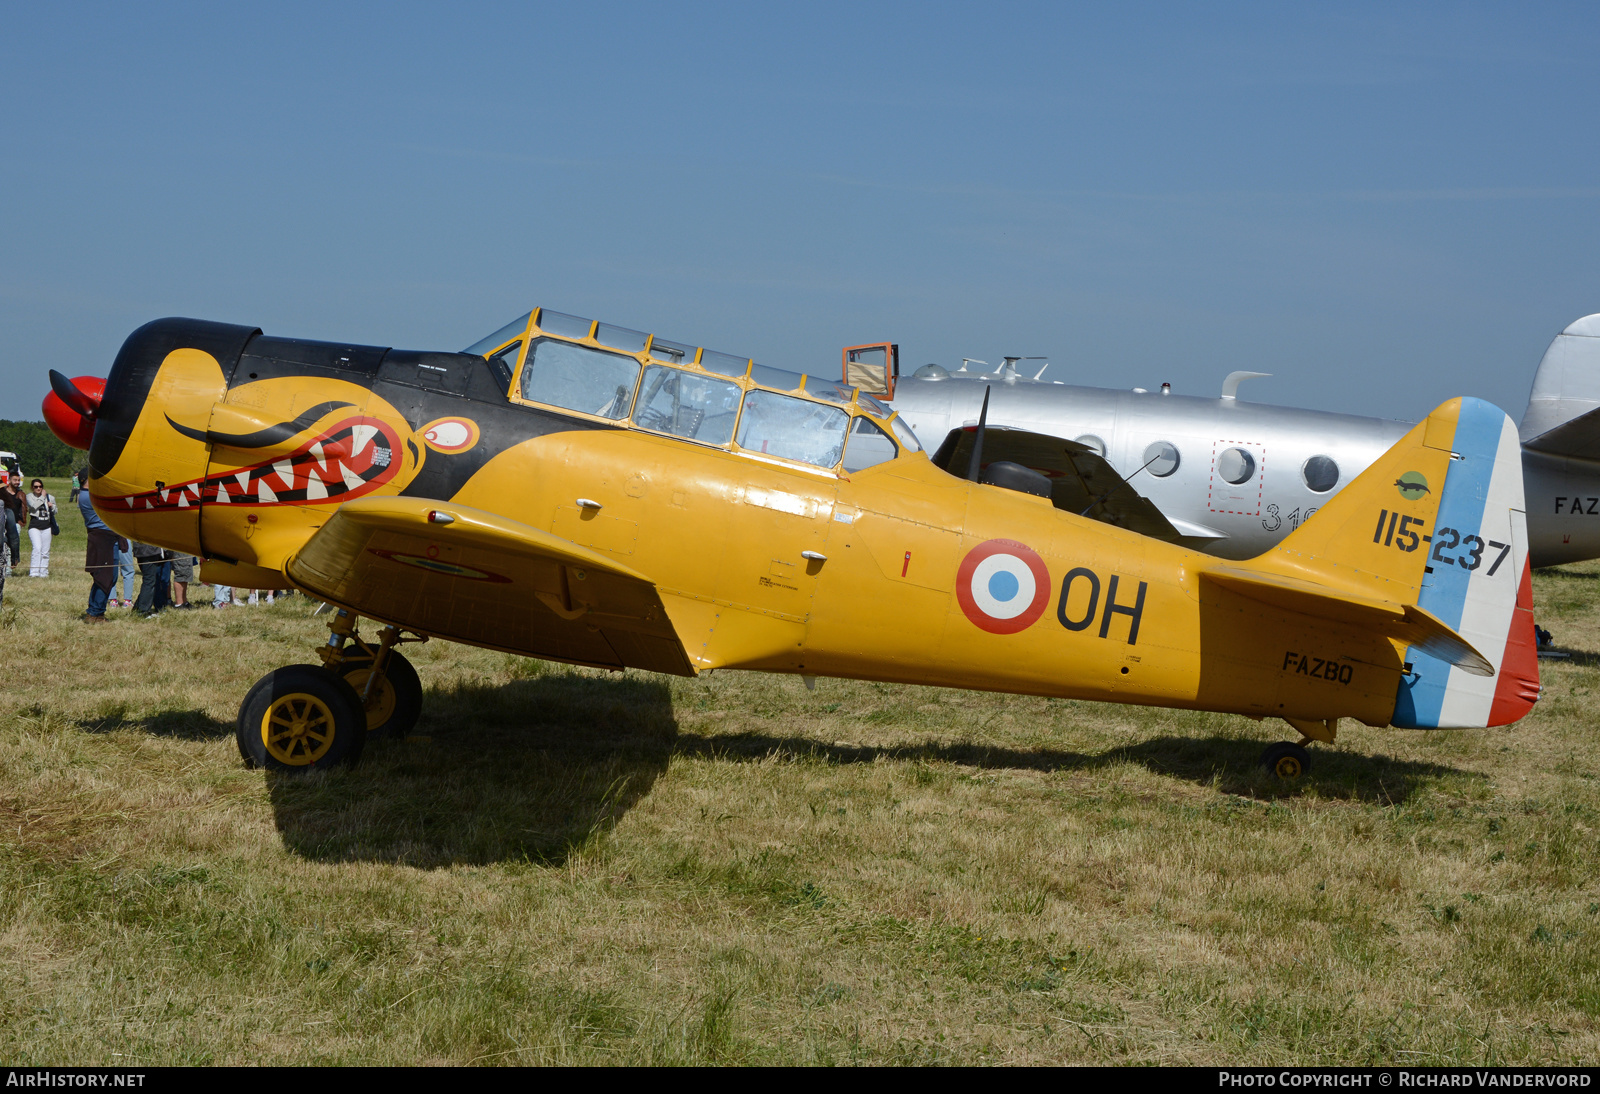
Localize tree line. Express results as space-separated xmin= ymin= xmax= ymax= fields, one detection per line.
xmin=0 ymin=421 xmax=86 ymax=477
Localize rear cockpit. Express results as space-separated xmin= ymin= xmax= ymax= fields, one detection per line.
xmin=465 ymin=308 xmax=924 ymax=476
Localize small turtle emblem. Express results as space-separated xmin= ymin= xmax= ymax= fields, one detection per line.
xmin=1395 ymin=471 xmax=1431 ymax=500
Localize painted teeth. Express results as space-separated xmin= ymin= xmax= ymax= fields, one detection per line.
xmin=127 ymin=423 xmax=389 ymax=511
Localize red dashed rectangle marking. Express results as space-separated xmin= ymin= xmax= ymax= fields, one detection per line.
xmin=1207 ymin=439 xmax=1265 ymax=517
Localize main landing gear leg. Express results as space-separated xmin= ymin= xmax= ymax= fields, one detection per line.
xmin=1260 ymin=718 xmax=1338 ymax=780
xmin=235 ymin=609 xmax=427 ymax=773
xmin=317 ymin=611 xmax=426 ymax=740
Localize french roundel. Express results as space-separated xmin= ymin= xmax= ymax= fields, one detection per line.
xmin=421 ymin=416 xmax=481 ymax=454
xmin=955 ymin=539 xmax=1051 ymax=634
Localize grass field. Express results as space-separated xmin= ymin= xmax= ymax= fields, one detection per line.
xmin=3 ymin=476 xmax=1599 ymax=1065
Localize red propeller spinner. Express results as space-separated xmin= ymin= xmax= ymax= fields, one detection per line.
xmin=43 ymin=370 xmax=106 ymax=450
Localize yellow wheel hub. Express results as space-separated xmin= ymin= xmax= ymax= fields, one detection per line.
xmin=342 ymin=668 xmax=395 ymax=732
xmin=261 ymin=692 xmax=337 ymax=765
xmin=1273 ymin=754 xmax=1304 ymax=779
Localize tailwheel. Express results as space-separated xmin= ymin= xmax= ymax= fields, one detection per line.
xmin=336 ymin=648 xmax=423 ymax=739
xmin=1260 ymin=741 xmax=1311 ymax=780
xmin=237 ymin=664 xmax=366 ymax=773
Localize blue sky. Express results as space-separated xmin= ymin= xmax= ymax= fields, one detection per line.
xmin=2 ymin=2 xmax=1596 ymax=423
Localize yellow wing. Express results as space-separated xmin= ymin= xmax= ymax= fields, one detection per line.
xmin=284 ymin=496 xmax=694 ymax=675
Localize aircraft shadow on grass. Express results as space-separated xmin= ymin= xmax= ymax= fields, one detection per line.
xmin=76 ymin=708 xmax=234 ymax=741
xmin=81 ymin=677 xmax=1471 ymax=867
xmin=267 ymin=672 xmax=678 ymax=870
xmin=1541 ymin=648 xmax=1600 ymax=668
xmin=670 ymin=729 xmax=1469 ymax=806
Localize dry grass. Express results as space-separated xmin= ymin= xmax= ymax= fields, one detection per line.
xmin=3 ymin=476 xmax=1599 ymax=1064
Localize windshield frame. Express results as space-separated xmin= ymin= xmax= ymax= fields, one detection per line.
xmin=476 ymin=305 xmax=913 ymax=474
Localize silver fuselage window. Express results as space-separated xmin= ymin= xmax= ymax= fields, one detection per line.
xmin=633 ymin=365 xmax=742 ymax=445
xmin=1217 ymin=447 xmax=1256 ymax=485
xmin=736 ymin=389 xmax=849 ymax=469
xmin=1303 ymin=455 xmax=1339 ymax=493
xmin=1143 ymin=441 xmax=1180 ymax=477
xmin=521 ymin=337 xmax=641 ymax=420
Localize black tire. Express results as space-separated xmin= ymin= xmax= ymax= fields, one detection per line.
xmin=1260 ymin=741 xmax=1311 ymax=780
xmin=335 ymin=648 xmax=423 ymax=739
xmin=237 ymin=664 xmax=366 ymax=773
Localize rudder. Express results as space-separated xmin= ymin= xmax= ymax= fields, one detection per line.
xmin=1392 ymin=398 xmax=1538 ymax=727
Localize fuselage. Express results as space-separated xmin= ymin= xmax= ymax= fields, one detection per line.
xmin=80 ymin=314 xmax=1476 ymax=730
xmin=887 ymin=370 xmax=1598 ymax=567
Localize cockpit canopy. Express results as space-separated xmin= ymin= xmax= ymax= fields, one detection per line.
xmin=465 ymin=308 xmax=922 ymax=474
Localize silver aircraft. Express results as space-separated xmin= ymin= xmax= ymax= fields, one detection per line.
xmin=839 ymin=315 xmax=1600 ymax=567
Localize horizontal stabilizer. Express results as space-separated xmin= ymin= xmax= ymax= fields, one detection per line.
xmin=1520 ymin=313 xmax=1600 ymax=453
xmin=1203 ymin=567 xmax=1492 ymax=676
xmin=1522 ymin=403 xmax=1600 ymax=461
xmin=285 ymin=496 xmax=695 ymax=676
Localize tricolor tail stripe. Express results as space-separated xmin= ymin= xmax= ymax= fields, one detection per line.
xmin=1488 ymin=557 xmax=1541 ymax=725
xmin=1392 ymin=398 xmax=1538 ymax=728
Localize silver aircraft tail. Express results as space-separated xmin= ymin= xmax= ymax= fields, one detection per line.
xmin=1521 ymin=314 xmax=1600 ymax=460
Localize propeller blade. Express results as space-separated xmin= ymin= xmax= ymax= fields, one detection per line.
xmin=49 ymin=369 xmax=99 ymax=418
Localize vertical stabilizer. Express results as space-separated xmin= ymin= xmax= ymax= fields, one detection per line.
xmin=1394 ymin=399 xmax=1539 ymax=727
xmin=1256 ymin=397 xmax=1538 ymax=729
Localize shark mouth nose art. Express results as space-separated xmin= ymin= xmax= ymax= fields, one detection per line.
xmin=101 ymin=416 xmax=404 ymax=511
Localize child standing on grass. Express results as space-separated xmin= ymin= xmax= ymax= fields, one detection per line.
xmin=169 ymin=554 xmax=196 ymax=609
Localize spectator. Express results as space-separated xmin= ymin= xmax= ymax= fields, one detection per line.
xmin=212 ymin=583 xmax=233 ymax=608
xmin=114 ymin=537 xmax=136 ymax=608
xmin=156 ymin=550 xmax=174 ymax=609
xmin=131 ymin=541 xmax=170 ymax=618
xmin=78 ymin=470 xmax=131 ymax=607
xmin=0 ymin=525 xmax=9 ymax=608
xmin=78 ymin=486 xmax=124 ymax=623
xmin=24 ymin=478 xmax=57 ymax=577
xmin=0 ymin=472 xmax=21 ymax=570
xmin=170 ymin=554 xmax=196 ymax=608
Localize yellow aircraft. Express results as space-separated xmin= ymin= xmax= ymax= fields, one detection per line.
xmin=44 ymin=308 xmax=1540 ymax=779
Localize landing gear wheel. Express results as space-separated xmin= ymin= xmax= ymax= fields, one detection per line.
xmin=336 ymin=648 xmax=423 ymax=739
xmin=1260 ymin=741 xmax=1311 ymax=780
xmin=237 ymin=664 xmax=366 ymax=773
